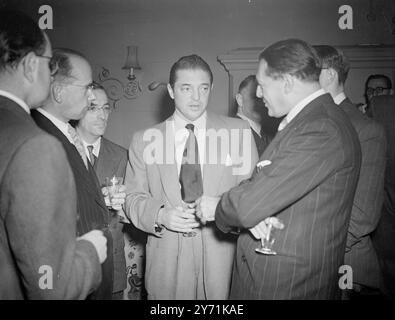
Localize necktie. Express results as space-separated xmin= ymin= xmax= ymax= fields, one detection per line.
xmin=87 ymin=145 xmax=96 ymax=166
xmin=67 ymin=124 xmax=88 ymax=169
xmin=179 ymin=123 xmax=203 ymax=203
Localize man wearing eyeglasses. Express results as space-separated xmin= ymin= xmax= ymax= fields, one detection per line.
xmin=360 ymin=74 xmax=393 ymax=116
xmin=73 ymin=84 xmax=144 ymax=300
xmin=31 ymin=48 xmax=124 ymax=299
xmin=0 ymin=11 xmax=107 ymax=299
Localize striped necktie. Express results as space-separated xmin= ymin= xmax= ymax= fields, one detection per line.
xmin=67 ymin=124 xmax=88 ymax=169
xmin=87 ymin=145 xmax=96 ymax=166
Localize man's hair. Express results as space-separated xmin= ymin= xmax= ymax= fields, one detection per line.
xmin=0 ymin=10 xmax=46 ymax=72
xmin=51 ymin=48 xmax=87 ymax=82
xmin=365 ymin=74 xmax=392 ymax=89
xmin=314 ymin=45 xmax=350 ymax=85
xmin=259 ymin=38 xmax=321 ymax=82
xmin=169 ymin=54 xmax=213 ymax=88
xmin=238 ymin=75 xmax=257 ymax=93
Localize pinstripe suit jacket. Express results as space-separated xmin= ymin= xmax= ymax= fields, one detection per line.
xmin=216 ymin=94 xmax=361 ymax=299
xmin=31 ymin=110 xmax=113 ymax=300
xmin=339 ymin=98 xmax=386 ymax=289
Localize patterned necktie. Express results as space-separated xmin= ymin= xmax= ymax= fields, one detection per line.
xmin=87 ymin=145 xmax=96 ymax=166
xmin=179 ymin=123 xmax=203 ymax=203
xmin=67 ymin=124 xmax=88 ymax=169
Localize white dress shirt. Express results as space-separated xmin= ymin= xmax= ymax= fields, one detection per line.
xmin=0 ymin=89 xmax=30 ymax=114
xmin=81 ymin=137 xmax=101 ymax=158
xmin=173 ymin=110 xmax=206 ymax=176
xmin=278 ymin=89 xmax=326 ymax=131
xmin=36 ymin=108 xmax=74 ymax=144
xmin=333 ymin=92 xmax=346 ymax=105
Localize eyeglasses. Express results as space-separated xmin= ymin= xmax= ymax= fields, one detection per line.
xmin=36 ymin=54 xmax=58 ymax=76
xmin=366 ymin=87 xmax=390 ymax=96
xmin=86 ymin=103 xmax=112 ymax=115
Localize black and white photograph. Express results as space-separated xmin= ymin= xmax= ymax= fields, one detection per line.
xmin=0 ymin=0 xmax=394 ymax=309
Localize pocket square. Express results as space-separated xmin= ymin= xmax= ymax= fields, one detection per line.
xmin=256 ymin=160 xmax=271 ymax=172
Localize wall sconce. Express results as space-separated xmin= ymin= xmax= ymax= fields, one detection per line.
xmin=94 ymin=45 xmax=142 ymax=108
xmin=122 ymin=45 xmax=141 ymax=80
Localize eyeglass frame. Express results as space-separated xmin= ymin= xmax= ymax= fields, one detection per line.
xmin=36 ymin=54 xmax=58 ymax=76
xmin=86 ymin=102 xmax=113 ymax=115
xmin=366 ymin=86 xmax=390 ymax=96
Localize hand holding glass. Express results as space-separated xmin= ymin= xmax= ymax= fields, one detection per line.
xmin=105 ymin=176 xmax=123 ymax=207
xmin=255 ymin=217 xmax=284 ymax=255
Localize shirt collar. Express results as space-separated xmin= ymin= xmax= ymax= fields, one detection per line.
xmin=333 ymin=92 xmax=346 ymax=105
xmin=236 ymin=111 xmax=261 ymax=137
xmin=81 ymin=136 xmax=101 ymax=157
xmin=36 ymin=107 xmax=73 ymax=143
xmin=173 ymin=109 xmax=207 ymax=133
xmin=0 ymin=89 xmax=31 ymax=114
xmin=279 ymin=89 xmax=326 ymax=131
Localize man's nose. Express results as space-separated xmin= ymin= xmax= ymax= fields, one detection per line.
xmin=191 ymin=88 xmax=200 ymax=101
xmin=87 ymin=88 xmax=95 ymax=101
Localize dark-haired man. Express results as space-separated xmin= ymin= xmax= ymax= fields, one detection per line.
xmin=235 ymin=75 xmax=270 ymax=156
xmin=31 ymin=48 xmax=124 ymax=299
xmin=315 ymin=45 xmax=386 ymax=299
xmin=215 ymin=39 xmax=361 ymax=299
xmin=0 ymin=11 xmax=106 ymax=299
xmin=125 ymin=54 xmax=257 ymax=299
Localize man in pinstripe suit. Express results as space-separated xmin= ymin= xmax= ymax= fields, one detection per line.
xmin=215 ymin=39 xmax=362 ymax=299
xmin=316 ymin=45 xmax=386 ymax=299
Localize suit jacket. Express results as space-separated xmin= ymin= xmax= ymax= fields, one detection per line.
xmin=370 ymin=95 xmax=395 ymax=297
xmin=125 ymin=112 xmax=258 ymax=299
xmin=94 ymin=137 xmax=128 ymax=293
xmin=216 ymin=94 xmax=361 ymax=299
xmin=0 ymin=97 xmax=101 ymax=299
xmin=235 ymin=115 xmax=270 ymax=157
xmin=31 ymin=110 xmax=113 ymax=300
xmin=339 ymin=98 xmax=386 ymax=289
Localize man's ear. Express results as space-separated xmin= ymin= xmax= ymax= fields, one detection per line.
xmin=21 ymin=52 xmax=38 ymax=84
xmin=52 ymin=82 xmax=63 ymax=103
xmin=283 ymin=74 xmax=294 ymax=94
xmin=235 ymin=93 xmax=243 ymax=108
xmin=327 ymin=68 xmax=337 ymax=84
xmin=167 ymin=83 xmax=175 ymax=100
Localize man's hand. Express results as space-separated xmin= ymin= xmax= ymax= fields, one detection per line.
xmin=196 ymin=195 xmax=220 ymax=224
xmin=77 ymin=230 xmax=107 ymax=264
xmin=157 ymin=205 xmax=200 ymax=233
xmin=102 ymin=185 xmax=126 ymax=211
xmin=250 ymin=217 xmax=285 ymax=239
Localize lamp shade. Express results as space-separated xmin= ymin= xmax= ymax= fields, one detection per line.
xmin=122 ymin=45 xmax=141 ymax=70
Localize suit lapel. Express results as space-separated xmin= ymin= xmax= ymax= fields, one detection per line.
xmin=156 ymin=119 xmax=182 ymax=207
xmin=203 ymin=113 xmax=226 ymax=195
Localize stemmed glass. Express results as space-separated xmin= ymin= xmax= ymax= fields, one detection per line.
xmin=255 ymin=218 xmax=284 ymax=255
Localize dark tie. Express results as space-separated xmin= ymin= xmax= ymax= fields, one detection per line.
xmin=179 ymin=123 xmax=203 ymax=203
xmin=87 ymin=145 xmax=96 ymax=166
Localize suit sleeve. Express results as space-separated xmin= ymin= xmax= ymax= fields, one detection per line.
xmin=215 ymin=118 xmax=353 ymax=232
xmin=346 ymin=122 xmax=386 ymax=249
xmin=124 ymin=131 xmax=165 ymax=235
xmin=4 ymin=134 xmax=102 ymax=299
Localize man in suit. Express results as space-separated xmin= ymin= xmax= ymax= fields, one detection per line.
xmin=0 ymin=10 xmax=107 ymax=299
xmin=215 ymin=39 xmax=361 ymax=299
xmin=315 ymin=45 xmax=386 ymax=298
xmin=370 ymin=94 xmax=395 ymax=299
xmin=31 ymin=48 xmax=124 ymax=299
xmin=125 ymin=54 xmax=258 ymax=299
xmin=235 ymin=75 xmax=271 ymax=156
xmin=361 ymin=74 xmax=392 ymax=116
xmin=74 ymin=84 xmax=138 ymax=299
